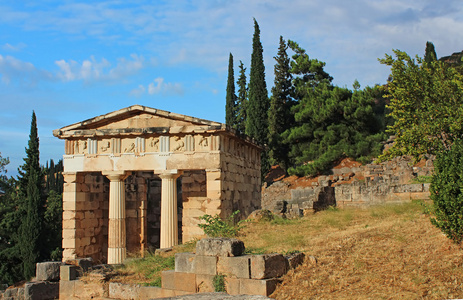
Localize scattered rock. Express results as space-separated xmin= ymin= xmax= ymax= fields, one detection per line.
xmin=248 ymin=209 xmax=274 ymax=222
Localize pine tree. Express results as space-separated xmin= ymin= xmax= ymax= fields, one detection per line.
xmin=225 ymin=53 xmax=237 ymax=127
xmin=235 ymin=61 xmax=248 ymax=134
xmin=424 ymin=41 xmax=437 ymax=64
xmin=246 ymin=19 xmax=269 ymax=177
xmin=18 ymin=111 xmax=44 ymax=279
xmin=268 ymin=36 xmax=293 ymax=170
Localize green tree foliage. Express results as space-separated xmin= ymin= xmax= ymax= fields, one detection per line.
xmin=246 ymin=19 xmax=269 ymax=176
xmin=424 ymin=41 xmax=437 ymax=63
xmin=225 ymin=53 xmax=237 ymax=127
xmin=284 ymin=41 xmax=386 ymax=176
xmin=235 ymin=61 xmax=248 ymax=134
xmin=378 ymin=50 xmax=463 ymax=162
xmin=268 ymin=36 xmax=293 ymax=170
xmin=430 ymin=139 xmax=463 ymax=244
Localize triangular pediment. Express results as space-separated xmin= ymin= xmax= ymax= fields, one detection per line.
xmin=53 ymin=105 xmax=225 ymax=138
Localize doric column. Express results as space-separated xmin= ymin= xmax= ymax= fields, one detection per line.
xmin=103 ymin=171 xmax=130 ymax=264
xmin=159 ymin=170 xmax=182 ymax=249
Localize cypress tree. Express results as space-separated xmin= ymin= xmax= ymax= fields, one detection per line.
xmin=18 ymin=111 xmax=44 ymax=279
xmin=246 ymin=19 xmax=269 ymax=177
xmin=235 ymin=61 xmax=248 ymax=134
xmin=268 ymin=36 xmax=293 ymax=170
xmin=424 ymin=41 xmax=437 ymax=64
xmin=225 ymin=53 xmax=237 ymax=127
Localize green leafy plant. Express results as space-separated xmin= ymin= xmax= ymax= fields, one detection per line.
xmin=198 ymin=210 xmax=247 ymax=238
xmin=430 ymin=139 xmax=463 ymax=244
xmin=213 ymin=274 xmax=226 ymax=292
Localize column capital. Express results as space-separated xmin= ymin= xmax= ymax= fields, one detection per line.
xmin=103 ymin=171 xmax=131 ymax=181
xmin=157 ymin=170 xmax=182 ymax=179
xmin=63 ymin=172 xmax=78 ymax=183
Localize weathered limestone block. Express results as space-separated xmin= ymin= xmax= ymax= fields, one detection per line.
xmin=60 ymin=265 xmax=79 ymax=281
xmin=217 ymin=256 xmax=251 ymax=278
xmin=175 ymin=252 xmax=196 ymax=273
xmin=285 ymin=252 xmax=305 ymax=270
xmin=239 ymin=278 xmax=280 ymax=296
xmin=2 ymin=287 xmax=25 ymax=299
xmin=36 ymin=262 xmax=63 ymax=282
xmin=195 ymin=238 xmax=245 ymax=257
xmin=194 ymin=255 xmax=217 ymax=275
xmin=24 ymin=281 xmax=60 ymax=300
xmin=109 ymin=282 xmax=140 ymax=300
xmin=162 ymin=271 xmax=197 ymax=292
xmin=139 ymin=286 xmax=177 ymax=298
xmin=250 ymin=254 xmax=287 ymax=279
xmin=196 ymin=274 xmax=215 ymax=293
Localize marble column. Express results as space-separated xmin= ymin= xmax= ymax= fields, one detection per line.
xmin=159 ymin=171 xmax=182 ymax=249
xmin=103 ymin=171 xmax=130 ymax=264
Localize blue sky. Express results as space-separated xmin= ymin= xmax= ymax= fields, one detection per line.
xmin=1 ymin=0 xmax=463 ymax=176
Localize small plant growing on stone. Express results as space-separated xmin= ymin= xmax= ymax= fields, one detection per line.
xmin=213 ymin=273 xmax=226 ymax=292
xmin=198 ymin=210 xmax=246 ymax=238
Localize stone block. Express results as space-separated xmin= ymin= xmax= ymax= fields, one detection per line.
xmin=174 ymin=272 xmax=197 ymax=292
xmin=109 ymin=282 xmax=140 ymax=299
xmin=60 ymin=265 xmax=79 ymax=281
xmin=239 ymin=278 xmax=280 ymax=296
xmin=217 ymin=256 xmax=251 ymax=278
xmin=161 ymin=270 xmax=175 ymax=290
xmin=225 ymin=277 xmax=241 ymax=295
xmin=65 ymin=257 xmax=93 ymax=272
xmin=62 ymin=238 xmax=76 ymax=249
xmin=24 ymin=281 xmax=60 ymax=300
xmin=196 ymin=274 xmax=215 ymax=293
xmin=36 ymin=261 xmax=63 ymax=281
xmin=250 ymin=254 xmax=287 ymax=279
xmin=139 ymin=286 xmax=176 ymax=298
xmin=175 ymin=252 xmax=196 ymax=273
xmin=59 ymin=280 xmax=75 ymax=300
xmin=196 ymin=238 xmax=245 ymax=257
xmin=194 ymin=255 xmax=217 ymax=275
xmin=73 ymin=278 xmax=106 ymax=299
xmin=285 ymin=252 xmax=305 ymax=270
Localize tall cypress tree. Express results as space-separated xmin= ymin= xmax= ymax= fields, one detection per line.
xmin=246 ymin=19 xmax=269 ymax=177
xmin=225 ymin=53 xmax=237 ymax=127
xmin=235 ymin=61 xmax=248 ymax=134
xmin=424 ymin=41 xmax=437 ymax=64
xmin=268 ymin=36 xmax=293 ymax=170
xmin=18 ymin=111 xmax=44 ymax=279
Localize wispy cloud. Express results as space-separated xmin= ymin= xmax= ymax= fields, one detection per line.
xmin=0 ymin=54 xmax=52 ymax=86
xmin=55 ymin=54 xmax=145 ymax=82
xmin=2 ymin=42 xmax=26 ymax=52
xmin=130 ymin=77 xmax=184 ymax=97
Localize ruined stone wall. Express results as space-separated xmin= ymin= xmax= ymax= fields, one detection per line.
xmin=182 ymin=170 xmax=207 ymax=243
xmin=221 ymin=136 xmax=261 ymax=221
xmin=262 ymin=157 xmax=434 ymax=216
xmin=63 ymin=172 xmax=109 ymax=263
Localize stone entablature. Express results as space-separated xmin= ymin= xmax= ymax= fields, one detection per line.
xmin=54 ymin=105 xmax=262 ymax=265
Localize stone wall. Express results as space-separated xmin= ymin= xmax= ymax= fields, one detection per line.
xmin=262 ymin=157 xmax=434 ymax=216
xmin=58 ymin=238 xmax=304 ymax=300
xmin=63 ymin=172 xmax=109 ymax=262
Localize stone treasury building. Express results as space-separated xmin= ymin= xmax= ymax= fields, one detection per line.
xmin=53 ymin=105 xmax=262 ymax=264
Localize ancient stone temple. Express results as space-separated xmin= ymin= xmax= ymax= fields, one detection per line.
xmin=53 ymin=105 xmax=262 ymax=264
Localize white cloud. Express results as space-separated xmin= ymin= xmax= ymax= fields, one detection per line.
xmin=55 ymin=54 xmax=143 ymax=82
xmin=2 ymin=42 xmax=26 ymax=52
xmin=131 ymin=77 xmax=184 ymax=97
xmin=0 ymin=54 xmax=52 ymax=85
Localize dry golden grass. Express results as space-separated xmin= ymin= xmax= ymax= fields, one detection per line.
xmin=239 ymin=201 xmax=463 ymax=300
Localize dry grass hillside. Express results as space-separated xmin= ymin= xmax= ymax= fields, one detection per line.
xmin=240 ymin=201 xmax=463 ymax=299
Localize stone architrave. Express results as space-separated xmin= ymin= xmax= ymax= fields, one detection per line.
xmin=103 ymin=171 xmax=130 ymax=264
xmin=159 ymin=170 xmax=182 ymax=249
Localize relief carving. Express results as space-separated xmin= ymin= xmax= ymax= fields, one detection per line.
xmin=74 ymin=140 xmax=87 ymax=154
xmin=124 ymin=142 xmax=136 ymax=153
xmin=173 ymin=136 xmax=185 ymax=151
xmin=148 ymin=137 xmax=160 ymax=152
xmin=198 ymin=136 xmax=208 ymax=148
xmin=100 ymin=140 xmax=110 ymax=153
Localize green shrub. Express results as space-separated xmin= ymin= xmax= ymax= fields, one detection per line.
xmin=430 ymin=139 xmax=463 ymax=244
xmin=198 ymin=210 xmax=246 ymax=238
xmin=213 ymin=274 xmax=226 ymax=292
